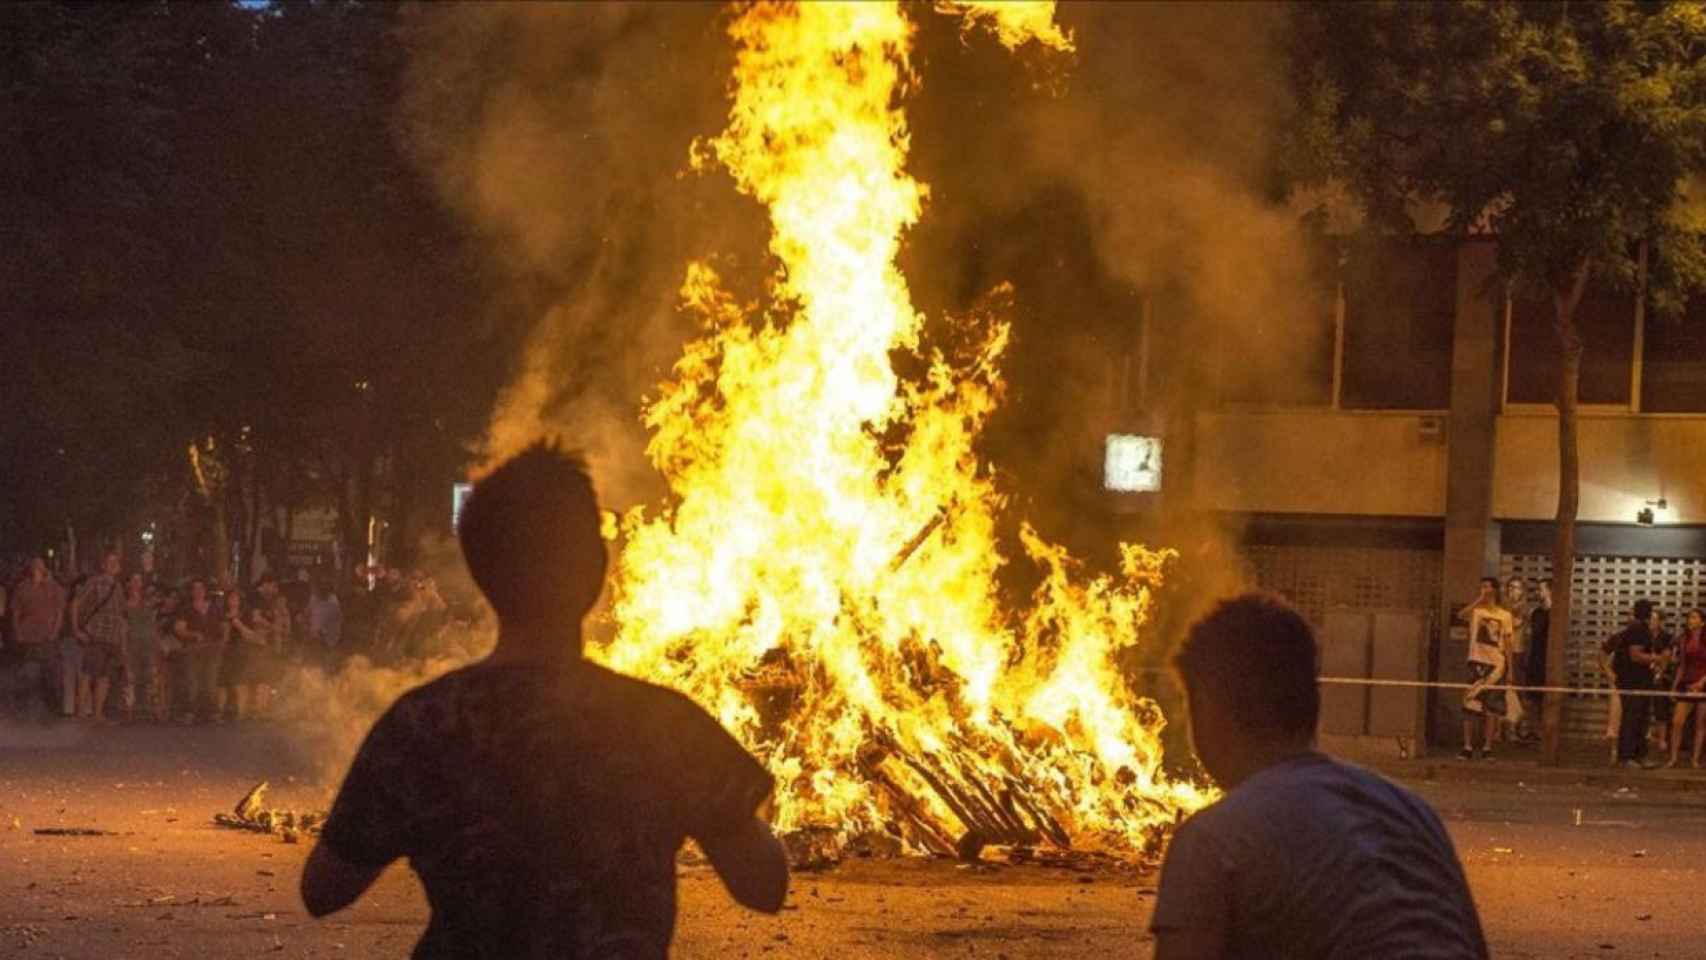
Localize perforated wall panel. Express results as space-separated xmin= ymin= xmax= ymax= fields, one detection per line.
xmin=1500 ymin=553 xmax=1703 ymax=741
xmin=1242 ymin=545 xmax=1443 ymax=629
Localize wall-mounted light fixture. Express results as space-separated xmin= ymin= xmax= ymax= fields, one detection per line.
xmin=1636 ymin=497 xmax=1669 ymax=526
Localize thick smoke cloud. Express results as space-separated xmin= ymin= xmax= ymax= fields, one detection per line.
xmin=392 ymin=0 xmax=1323 ymax=776
xmin=399 ymin=2 xmax=767 ymax=504
xmin=401 ymin=2 xmax=1317 ymax=505
xmin=401 ymin=3 xmax=1311 ymax=606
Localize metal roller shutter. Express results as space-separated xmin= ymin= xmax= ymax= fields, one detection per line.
xmin=1243 ymin=545 xmax=1443 ymax=629
xmin=1500 ymin=553 xmax=1704 ymax=741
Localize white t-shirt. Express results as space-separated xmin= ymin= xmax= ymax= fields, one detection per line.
xmin=1467 ymin=605 xmax=1514 ymax=668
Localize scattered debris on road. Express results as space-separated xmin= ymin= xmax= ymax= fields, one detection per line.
xmin=211 ymin=781 xmax=324 ymax=844
xmin=33 ymin=827 xmax=117 ymax=837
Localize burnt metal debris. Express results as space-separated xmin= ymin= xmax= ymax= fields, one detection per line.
xmin=212 ymin=781 xmax=324 ymax=845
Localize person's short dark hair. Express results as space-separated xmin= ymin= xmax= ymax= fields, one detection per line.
xmin=1176 ymin=592 xmax=1320 ymax=739
xmin=458 ymin=441 xmax=607 ymax=633
xmin=256 ymin=573 xmax=278 ymax=587
xmin=1634 ymin=599 xmax=1656 ymax=622
xmin=1479 ymin=576 xmax=1500 ymax=592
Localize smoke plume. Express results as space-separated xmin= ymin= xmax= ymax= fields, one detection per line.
xmin=399 ymin=2 xmax=768 ymax=505
xmin=400 ymin=2 xmax=1314 ymax=661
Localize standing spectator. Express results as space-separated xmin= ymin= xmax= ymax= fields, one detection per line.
xmin=1605 ymin=599 xmax=1671 ymax=768
xmin=1502 ymin=577 xmax=1534 ymax=741
xmin=343 ymin=565 xmax=376 ymax=656
xmin=220 ymin=589 xmax=270 ymax=722
xmin=70 ymin=551 xmax=127 ymax=723
xmin=1666 ymin=608 xmax=1706 ymax=768
xmin=252 ymin=578 xmax=292 ymax=716
xmin=254 ymin=575 xmax=292 ymax=655
xmin=121 ymin=572 xmax=161 ymax=723
xmin=8 ymin=556 xmax=66 ymax=722
xmin=1460 ymin=577 xmax=1518 ymax=760
xmin=282 ymin=569 xmax=312 ymax=649
xmin=172 ymin=579 xmax=222 ymax=724
xmin=1526 ymin=580 xmax=1552 ymax=724
xmin=251 ymin=575 xmax=292 ymax=713
xmin=300 ymin=443 xmax=788 ymax=949
xmin=1649 ymin=608 xmax=1677 ymax=755
xmin=155 ymin=587 xmax=183 ymax=720
xmin=307 ymin=577 xmax=343 ymax=669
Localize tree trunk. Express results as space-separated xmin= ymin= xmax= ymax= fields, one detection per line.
xmin=211 ymin=500 xmax=232 ymax=587
xmin=1542 ymin=260 xmax=1591 ymax=766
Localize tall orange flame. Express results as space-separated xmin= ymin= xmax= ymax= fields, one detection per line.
xmin=596 ymin=0 xmax=1204 ymax=856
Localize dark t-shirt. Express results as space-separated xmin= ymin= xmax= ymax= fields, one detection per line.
xmin=1607 ymin=623 xmax=1654 ymax=689
xmin=1151 ymin=752 xmax=1487 ymax=960
xmin=319 ymin=659 xmax=774 ymax=960
xmin=175 ymin=602 xmax=221 ymax=651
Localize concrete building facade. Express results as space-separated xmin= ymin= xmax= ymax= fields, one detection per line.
xmin=1171 ymin=237 xmax=1706 ymax=745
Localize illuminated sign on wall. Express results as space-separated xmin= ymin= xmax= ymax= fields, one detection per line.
xmin=1104 ymin=434 xmax=1162 ymax=493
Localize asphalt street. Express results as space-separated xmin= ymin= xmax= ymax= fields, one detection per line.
xmin=2 ymin=722 xmax=1704 ymax=959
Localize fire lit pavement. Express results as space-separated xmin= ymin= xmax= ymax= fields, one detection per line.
xmin=4 ymin=725 xmax=1706 ymax=959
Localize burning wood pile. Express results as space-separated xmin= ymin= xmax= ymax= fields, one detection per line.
xmin=586 ymin=0 xmax=1208 ymax=865
xmin=204 ymin=3 xmax=1208 ymax=870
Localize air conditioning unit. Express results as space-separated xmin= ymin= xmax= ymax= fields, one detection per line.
xmin=1417 ymin=416 xmax=1445 ymax=444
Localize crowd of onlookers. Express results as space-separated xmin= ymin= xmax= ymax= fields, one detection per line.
xmin=0 ymin=549 xmax=488 ymax=725
xmin=1598 ymin=597 xmax=1706 ymax=769
xmin=1458 ymin=573 xmax=1706 ymax=769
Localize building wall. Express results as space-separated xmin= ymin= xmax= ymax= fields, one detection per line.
xmin=1194 ymin=410 xmax=1447 ymax=516
xmin=1196 ymin=409 xmax=1706 ymax=525
xmin=1493 ymin=412 xmax=1706 ymax=523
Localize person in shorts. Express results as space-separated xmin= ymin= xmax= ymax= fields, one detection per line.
xmin=1461 ymin=577 xmax=1517 ymax=759
xmin=70 ymin=551 xmax=126 ymax=722
xmin=301 ymin=442 xmax=789 ymax=957
xmin=1150 ymin=593 xmax=1488 ymax=960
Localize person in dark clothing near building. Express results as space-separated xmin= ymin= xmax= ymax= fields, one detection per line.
xmin=1525 ymin=579 xmax=1551 ymax=725
xmin=301 ymin=442 xmax=788 ymax=958
xmin=1605 ymin=599 xmax=1673 ymax=768
xmin=1151 ymin=593 xmax=1488 ymax=960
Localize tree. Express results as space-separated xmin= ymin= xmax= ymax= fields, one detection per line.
xmin=0 ymin=1 xmax=239 ymax=559
xmin=1 ymin=2 xmax=513 ymax=576
xmin=1286 ymin=2 xmax=1706 ymax=762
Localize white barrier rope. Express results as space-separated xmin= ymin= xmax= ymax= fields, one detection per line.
xmin=1315 ymin=675 xmax=1690 ymax=699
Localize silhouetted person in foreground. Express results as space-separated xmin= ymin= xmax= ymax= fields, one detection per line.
xmin=1151 ymin=593 xmax=1487 ymax=960
xmin=301 ymin=443 xmax=788 ymax=958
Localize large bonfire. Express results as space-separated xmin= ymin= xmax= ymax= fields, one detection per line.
xmin=593 ymin=0 xmax=1206 ymax=859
